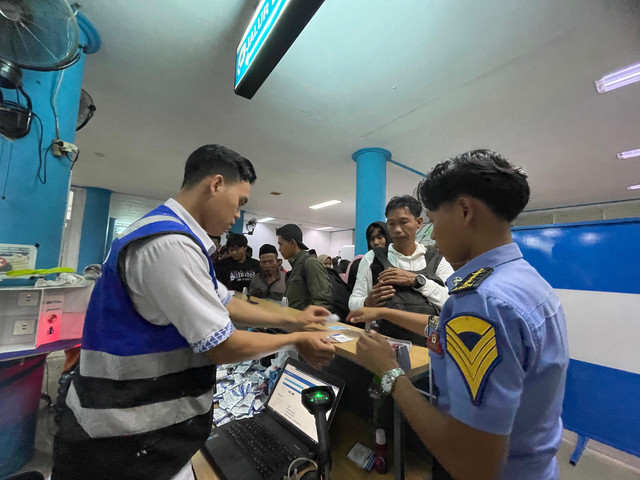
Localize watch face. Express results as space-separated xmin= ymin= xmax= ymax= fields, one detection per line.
xmin=415 ymin=275 xmax=426 ymax=287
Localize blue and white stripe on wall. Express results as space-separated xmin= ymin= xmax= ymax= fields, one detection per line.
xmin=512 ymin=218 xmax=640 ymax=457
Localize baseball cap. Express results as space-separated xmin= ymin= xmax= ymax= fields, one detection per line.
xmin=275 ymin=224 xmax=308 ymax=250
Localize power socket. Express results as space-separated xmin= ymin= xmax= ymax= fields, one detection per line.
xmin=52 ymin=139 xmax=78 ymax=157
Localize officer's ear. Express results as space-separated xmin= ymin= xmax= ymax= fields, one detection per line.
xmin=206 ymin=174 xmax=225 ymax=195
xmin=456 ymin=196 xmax=475 ymax=227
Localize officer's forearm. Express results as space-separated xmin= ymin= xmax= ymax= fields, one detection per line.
xmin=378 ymin=308 xmax=429 ymax=336
xmin=226 ymin=297 xmax=297 ymax=330
xmin=392 ymin=375 xmax=507 ymax=480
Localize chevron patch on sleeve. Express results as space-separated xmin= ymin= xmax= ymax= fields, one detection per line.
xmin=445 ymin=315 xmax=500 ymax=406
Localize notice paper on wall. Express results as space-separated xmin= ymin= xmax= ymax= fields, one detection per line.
xmin=0 ymin=243 xmax=37 ymax=278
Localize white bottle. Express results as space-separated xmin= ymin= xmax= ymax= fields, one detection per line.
xmin=280 ymin=296 xmax=289 ymax=308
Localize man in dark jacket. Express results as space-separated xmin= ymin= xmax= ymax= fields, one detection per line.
xmin=347 ymin=221 xmax=392 ymax=290
xmin=276 ymin=224 xmax=332 ymax=311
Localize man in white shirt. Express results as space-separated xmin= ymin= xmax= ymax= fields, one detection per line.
xmin=349 ymin=195 xmax=454 ymax=340
xmin=52 ymin=145 xmax=335 ymax=480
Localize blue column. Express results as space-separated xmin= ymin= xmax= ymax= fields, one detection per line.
xmin=77 ymin=187 xmax=112 ymax=270
xmin=105 ymin=217 xmax=116 ymax=259
xmin=352 ymin=148 xmax=390 ymax=255
xmin=230 ymin=209 xmax=245 ymax=234
xmin=0 ymin=13 xmax=100 ymax=284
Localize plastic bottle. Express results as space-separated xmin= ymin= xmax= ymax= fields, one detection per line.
xmin=374 ymin=428 xmax=387 ymax=474
xmin=280 ymin=296 xmax=288 ymax=308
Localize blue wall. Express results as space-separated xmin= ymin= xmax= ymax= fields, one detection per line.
xmin=513 ymin=218 xmax=640 ymax=456
xmin=0 ymin=14 xmax=100 ymax=284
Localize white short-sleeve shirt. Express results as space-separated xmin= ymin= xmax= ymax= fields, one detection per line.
xmin=123 ymin=198 xmax=234 ymax=353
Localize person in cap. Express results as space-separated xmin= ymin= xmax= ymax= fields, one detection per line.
xmin=350 ymin=149 xmax=569 ymax=480
xmin=276 ymin=224 xmax=332 ymax=311
xmin=214 ymin=232 xmax=261 ymax=292
xmin=248 ymin=244 xmax=286 ymax=302
xmin=52 ymin=144 xmax=335 ymax=480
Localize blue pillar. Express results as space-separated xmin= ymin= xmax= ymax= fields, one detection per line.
xmin=0 ymin=13 xmax=100 ymax=284
xmin=77 ymin=187 xmax=112 ymax=270
xmin=352 ymin=148 xmax=390 ymax=255
xmin=230 ymin=209 xmax=245 ymax=234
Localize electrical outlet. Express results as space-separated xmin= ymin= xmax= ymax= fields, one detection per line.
xmin=18 ymin=291 xmax=39 ymax=307
xmin=13 ymin=319 xmax=36 ymax=336
xmin=52 ymin=139 xmax=78 ymax=157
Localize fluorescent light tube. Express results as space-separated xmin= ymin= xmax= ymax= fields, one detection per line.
xmin=627 ymin=184 xmax=640 ymax=190
xmin=316 ymin=226 xmax=332 ymax=230
xmin=617 ymin=149 xmax=640 ymax=160
xmin=595 ymin=62 xmax=640 ymax=93
xmin=309 ymin=200 xmax=342 ymax=210
xmin=257 ymin=217 xmax=274 ymax=222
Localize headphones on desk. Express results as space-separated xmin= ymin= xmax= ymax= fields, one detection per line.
xmin=285 ymin=457 xmax=320 ymax=480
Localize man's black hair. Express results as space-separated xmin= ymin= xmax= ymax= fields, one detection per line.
xmin=226 ymin=233 xmax=248 ymax=248
xmin=385 ymin=195 xmax=422 ymax=219
xmin=181 ymin=144 xmax=257 ymax=189
xmin=417 ymin=149 xmax=530 ymax=222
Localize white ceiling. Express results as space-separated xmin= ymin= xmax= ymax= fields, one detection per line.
xmin=71 ymin=0 xmax=640 ymax=229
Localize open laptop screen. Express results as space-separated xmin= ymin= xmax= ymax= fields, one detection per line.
xmin=266 ymin=360 xmax=342 ymax=443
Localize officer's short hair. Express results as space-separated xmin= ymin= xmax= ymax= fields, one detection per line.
xmin=417 ymin=149 xmax=530 ymax=222
xmin=182 ymin=144 xmax=257 ymax=189
xmin=385 ymin=195 xmax=422 ymax=219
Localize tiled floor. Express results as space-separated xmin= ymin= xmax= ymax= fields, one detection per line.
xmin=11 ymin=354 xmax=640 ymax=479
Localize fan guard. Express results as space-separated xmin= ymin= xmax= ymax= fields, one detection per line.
xmin=76 ymin=88 xmax=95 ymax=131
xmin=0 ymin=0 xmax=79 ymax=71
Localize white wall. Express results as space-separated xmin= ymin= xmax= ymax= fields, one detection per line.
xmin=330 ymin=230 xmax=355 ymax=261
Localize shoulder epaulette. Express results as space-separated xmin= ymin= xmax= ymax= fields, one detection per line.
xmin=449 ymin=267 xmax=493 ymax=294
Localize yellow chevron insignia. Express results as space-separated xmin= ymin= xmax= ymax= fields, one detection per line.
xmin=450 ymin=267 xmax=493 ymax=294
xmin=445 ymin=316 xmax=500 ymax=406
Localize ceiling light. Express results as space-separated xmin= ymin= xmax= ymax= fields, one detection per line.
xmin=617 ymin=149 xmax=640 ymax=160
xmin=257 ymin=217 xmax=274 ymax=223
xmin=595 ymin=62 xmax=640 ymax=93
xmin=627 ymin=184 xmax=640 ymax=190
xmin=316 ymin=226 xmax=332 ymax=230
xmin=309 ymin=200 xmax=341 ymax=210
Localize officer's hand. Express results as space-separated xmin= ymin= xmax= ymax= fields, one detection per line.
xmin=291 ymin=305 xmax=332 ymax=330
xmin=364 ymin=281 xmax=395 ymax=307
xmin=356 ymin=331 xmax=399 ymax=376
xmin=347 ymin=307 xmax=382 ymax=325
xmin=296 ymin=332 xmax=336 ymax=369
xmin=378 ymin=267 xmax=417 ymax=287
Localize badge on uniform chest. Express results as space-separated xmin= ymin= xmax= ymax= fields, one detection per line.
xmin=427 ymin=332 xmax=443 ymax=356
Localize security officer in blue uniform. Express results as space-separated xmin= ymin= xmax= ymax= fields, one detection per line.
xmin=350 ymin=150 xmax=569 ymax=480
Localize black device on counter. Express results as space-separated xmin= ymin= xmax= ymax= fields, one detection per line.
xmin=204 ymin=358 xmax=344 ymax=480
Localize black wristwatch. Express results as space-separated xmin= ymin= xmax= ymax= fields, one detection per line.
xmin=413 ymin=274 xmax=427 ymax=289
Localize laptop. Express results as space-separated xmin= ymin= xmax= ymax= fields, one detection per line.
xmin=203 ymin=357 xmax=345 ymax=480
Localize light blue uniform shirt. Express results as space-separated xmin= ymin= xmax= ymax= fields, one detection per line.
xmin=429 ymin=243 xmax=569 ymax=480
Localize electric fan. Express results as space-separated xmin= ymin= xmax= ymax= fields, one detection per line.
xmin=76 ymin=89 xmax=95 ymax=131
xmin=0 ymin=0 xmax=80 ymax=139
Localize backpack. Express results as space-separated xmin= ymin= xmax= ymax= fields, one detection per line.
xmin=324 ymin=267 xmax=352 ymax=322
xmin=299 ymin=257 xmax=352 ymax=321
xmin=370 ymin=246 xmax=444 ymax=344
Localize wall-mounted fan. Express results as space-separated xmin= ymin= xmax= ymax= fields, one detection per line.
xmin=0 ymin=0 xmax=80 ymax=140
xmin=76 ymin=89 xmax=95 ymax=131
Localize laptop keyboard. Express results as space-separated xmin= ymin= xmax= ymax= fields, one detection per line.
xmin=226 ymin=419 xmax=299 ymax=478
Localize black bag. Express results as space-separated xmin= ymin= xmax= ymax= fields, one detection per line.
xmin=325 ymin=267 xmax=352 ymax=322
xmin=370 ymin=246 xmax=444 ymax=345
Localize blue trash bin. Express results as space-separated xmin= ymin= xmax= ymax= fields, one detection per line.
xmin=0 ymin=355 xmax=46 ymax=477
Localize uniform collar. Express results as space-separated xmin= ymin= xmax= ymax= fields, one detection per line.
xmin=388 ymin=242 xmax=425 ymax=259
xmin=446 ymin=242 xmax=523 ymax=290
xmin=164 ymin=198 xmax=214 ymax=254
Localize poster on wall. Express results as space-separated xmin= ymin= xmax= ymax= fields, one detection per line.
xmin=0 ymin=243 xmax=37 ymax=278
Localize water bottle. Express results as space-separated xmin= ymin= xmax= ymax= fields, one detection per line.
xmin=374 ymin=428 xmax=388 ymax=474
xmin=280 ymin=296 xmax=288 ymax=308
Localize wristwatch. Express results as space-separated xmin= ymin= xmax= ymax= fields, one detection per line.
xmin=413 ymin=274 xmax=427 ymax=289
xmin=380 ymin=367 xmax=406 ymax=395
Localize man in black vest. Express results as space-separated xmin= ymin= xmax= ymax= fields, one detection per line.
xmin=348 ymin=195 xmax=454 ymax=343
